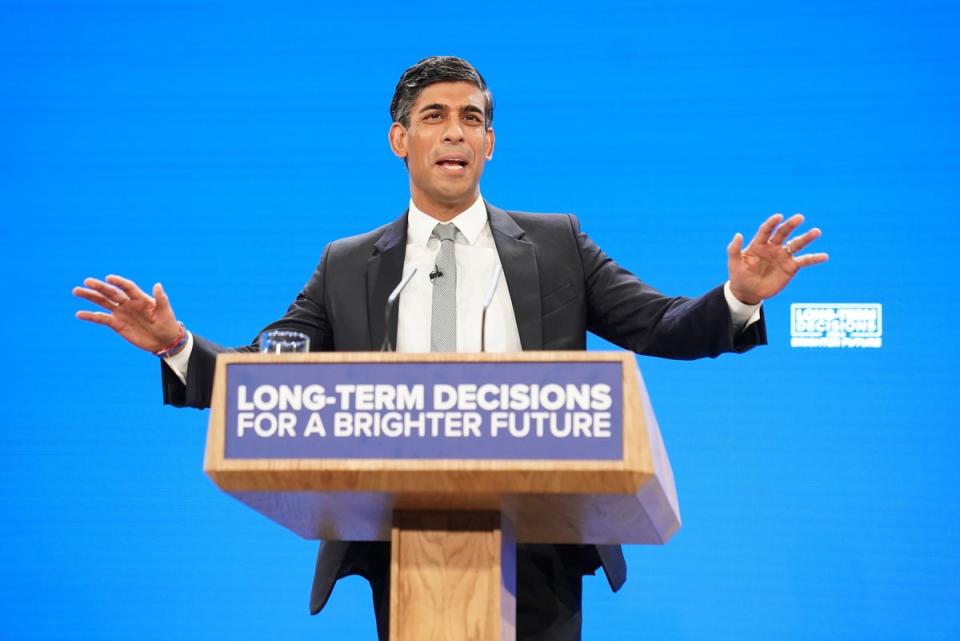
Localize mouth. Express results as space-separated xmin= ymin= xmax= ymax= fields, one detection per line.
xmin=435 ymin=156 xmax=469 ymax=175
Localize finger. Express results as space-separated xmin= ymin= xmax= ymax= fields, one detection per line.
xmin=83 ymin=277 xmax=130 ymax=305
xmin=75 ymin=310 xmax=119 ymax=329
xmin=784 ymin=227 xmax=821 ymax=254
xmin=726 ymin=232 xmax=743 ymax=259
xmin=750 ymin=213 xmax=784 ymax=246
xmin=794 ymin=252 xmax=829 ymax=268
xmin=770 ymin=213 xmax=805 ymax=245
xmin=106 ymin=274 xmax=150 ymax=301
xmin=153 ymin=282 xmax=170 ymax=313
xmin=72 ymin=286 xmax=116 ymax=310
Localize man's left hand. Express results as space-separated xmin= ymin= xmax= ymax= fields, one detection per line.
xmin=727 ymin=213 xmax=828 ymax=305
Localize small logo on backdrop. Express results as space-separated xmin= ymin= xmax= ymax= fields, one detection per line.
xmin=790 ymin=303 xmax=882 ymax=348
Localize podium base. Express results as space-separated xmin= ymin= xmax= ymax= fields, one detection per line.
xmin=390 ymin=511 xmax=516 ymax=641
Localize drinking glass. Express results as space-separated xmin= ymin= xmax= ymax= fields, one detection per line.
xmin=259 ymin=330 xmax=310 ymax=353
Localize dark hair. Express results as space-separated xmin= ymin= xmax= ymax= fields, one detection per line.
xmin=390 ymin=56 xmax=494 ymax=130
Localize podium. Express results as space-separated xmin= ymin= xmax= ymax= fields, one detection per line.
xmin=204 ymin=351 xmax=680 ymax=641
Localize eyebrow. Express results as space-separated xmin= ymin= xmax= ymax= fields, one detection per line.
xmin=418 ymin=103 xmax=485 ymax=117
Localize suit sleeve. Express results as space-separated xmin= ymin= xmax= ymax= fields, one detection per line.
xmin=160 ymin=244 xmax=336 ymax=409
xmin=571 ymin=214 xmax=767 ymax=359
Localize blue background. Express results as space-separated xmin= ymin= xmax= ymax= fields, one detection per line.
xmin=2 ymin=1 xmax=957 ymax=639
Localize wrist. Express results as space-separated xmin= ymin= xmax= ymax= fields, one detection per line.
xmin=728 ymin=283 xmax=761 ymax=306
xmin=154 ymin=322 xmax=187 ymax=357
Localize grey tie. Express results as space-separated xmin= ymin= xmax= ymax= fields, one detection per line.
xmin=430 ymin=223 xmax=458 ymax=351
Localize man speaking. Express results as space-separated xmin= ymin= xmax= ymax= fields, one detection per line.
xmin=74 ymin=56 xmax=827 ymax=641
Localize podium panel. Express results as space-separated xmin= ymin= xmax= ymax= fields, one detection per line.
xmin=204 ymin=351 xmax=680 ymax=640
xmin=204 ymin=351 xmax=680 ymax=544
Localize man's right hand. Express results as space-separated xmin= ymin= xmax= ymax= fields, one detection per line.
xmin=73 ymin=274 xmax=182 ymax=353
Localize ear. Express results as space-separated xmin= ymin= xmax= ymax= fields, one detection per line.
xmin=484 ymin=127 xmax=495 ymax=161
xmin=389 ymin=122 xmax=408 ymax=159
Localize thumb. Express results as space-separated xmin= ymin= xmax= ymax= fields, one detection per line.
xmin=727 ymin=232 xmax=743 ymax=260
xmin=153 ymin=282 xmax=171 ymax=312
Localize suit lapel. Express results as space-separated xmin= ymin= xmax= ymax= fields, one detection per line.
xmin=366 ymin=213 xmax=407 ymax=350
xmin=487 ymin=203 xmax=542 ymax=350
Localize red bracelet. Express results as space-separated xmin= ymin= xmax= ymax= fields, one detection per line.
xmin=154 ymin=322 xmax=187 ymax=357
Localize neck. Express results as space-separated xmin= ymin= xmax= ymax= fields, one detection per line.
xmin=410 ymin=192 xmax=479 ymax=222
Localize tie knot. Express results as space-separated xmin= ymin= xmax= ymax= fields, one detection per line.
xmin=432 ymin=222 xmax=458 ymax=243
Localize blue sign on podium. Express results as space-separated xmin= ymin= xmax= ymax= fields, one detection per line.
xmin=224 ymin=361 xmax=623 ymax=461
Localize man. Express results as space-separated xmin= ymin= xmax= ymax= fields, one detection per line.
xmin=74 ymin=56 xmax=827 ymax=641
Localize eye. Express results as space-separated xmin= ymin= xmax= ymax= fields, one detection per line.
xmin=425 ymin=111 xmax=443 ymax=121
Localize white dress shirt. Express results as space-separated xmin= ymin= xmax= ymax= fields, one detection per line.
xmin=164 ymin=197 xmax=760 ymax=382
xmin=397 ymin=196 xmax=521 ymax=353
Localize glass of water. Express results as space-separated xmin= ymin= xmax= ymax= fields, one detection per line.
xmin=259 ymin=329 xmax=310 ymax=353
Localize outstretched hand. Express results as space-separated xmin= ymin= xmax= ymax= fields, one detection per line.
xmin=73 ymin=275 xmax=181 ymax=353
xmin=727 ymin=213 xmax=828 ymax=305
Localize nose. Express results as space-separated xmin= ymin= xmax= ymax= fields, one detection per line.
xmin=442 ymin=118 xmax=465 ymax=143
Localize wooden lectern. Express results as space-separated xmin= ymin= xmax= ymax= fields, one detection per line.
xmin=204 ymin=351 xmax=680 ymax=641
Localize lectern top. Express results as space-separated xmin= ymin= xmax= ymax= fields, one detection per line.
xmin=203 ymin=351 xmax=680 ymax=544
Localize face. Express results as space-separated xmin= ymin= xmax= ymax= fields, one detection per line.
xmin=389 ymin=81 xmax=495 ymax=220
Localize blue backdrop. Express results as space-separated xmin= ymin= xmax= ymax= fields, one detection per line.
xmin=3 ymin=1 xmax=958 ymax=639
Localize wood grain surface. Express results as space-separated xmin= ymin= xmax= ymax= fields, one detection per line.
xmin=389 ymin=512 xmax=515 ymax=641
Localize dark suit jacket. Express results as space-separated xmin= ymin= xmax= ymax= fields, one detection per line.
xmin=161 ymin=202 xmax=766 ymax=616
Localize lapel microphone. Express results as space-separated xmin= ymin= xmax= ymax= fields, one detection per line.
xmin=429 ymin=265 xmax=443 ymax=282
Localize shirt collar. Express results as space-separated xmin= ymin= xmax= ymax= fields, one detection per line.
xmin=407 ymin=195 xmax=487 ymax=247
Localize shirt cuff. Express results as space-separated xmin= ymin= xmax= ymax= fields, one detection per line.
xmin=163 ymin=331 xmax=193 ymax=385
xmin=723 ymin=281 xmax=762 ymax=329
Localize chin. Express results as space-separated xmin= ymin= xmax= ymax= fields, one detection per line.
xmin=443 ymin=193 xmax=478 ymax=208
xmin=432 ymin=185 xmax=476 ymax=203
